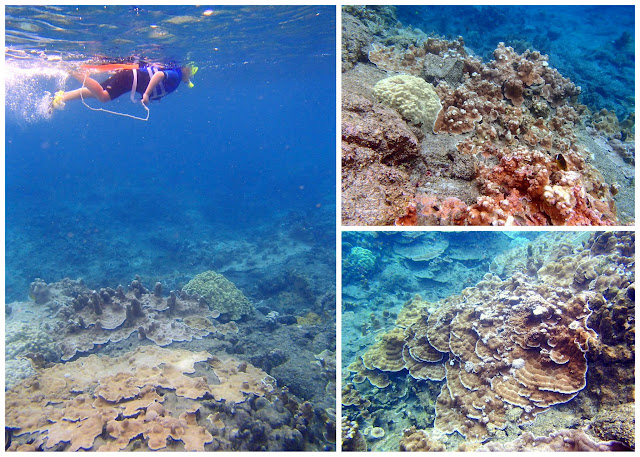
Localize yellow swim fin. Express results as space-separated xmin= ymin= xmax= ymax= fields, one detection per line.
xmin=51 ymin=90 xmax=65 ymax=111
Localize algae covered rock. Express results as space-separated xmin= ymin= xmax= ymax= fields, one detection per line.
xmin=591 ymin=403 xmax=635 ymax=449
xmin=183 ymin=271 xmax=254 ymax=320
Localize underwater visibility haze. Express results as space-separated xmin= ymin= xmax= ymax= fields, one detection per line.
xmin=6 ymin=6 xmax=336 ymax=451
xmin=342 ymin=231 xmax=634 ymax=451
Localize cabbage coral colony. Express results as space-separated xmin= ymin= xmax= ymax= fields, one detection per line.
xmin=343 ymin=232 xmax=635 ymax=451
xmin=342 ymin=9 xmax=634 ymax=226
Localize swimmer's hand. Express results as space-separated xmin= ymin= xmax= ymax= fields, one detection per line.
xmin=142 ymin=93 xmax=150 ymax=105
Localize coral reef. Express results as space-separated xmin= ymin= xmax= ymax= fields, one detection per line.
xmin=342 ymin=418 xmax=367 ymax=451
xmin=399 ymin=427 xmax=446 ymax=451
xmin=183 ymin=270 xmax=254 ymax=320
xmin=344 ymin=247 xmax=376 ymax=274
xmin=5 ymin=346 xmax=272 ymax=451
xmin=6 ymin=267 xmax=336 ymax=452
xmin=6 ymin=323 xmax=61 ymax=365
xmin=341 ymin=9 xmax=634 ymax=225
xmin=11 ymin=277 xmax=228 ymax=362
xmin=591 ymin=402 xmax=635 ymax=449
xmin=343 ymin=232 xmax=634 ymax=450
xmin=369 ymin=37 xmax=467 ymax=79
xmin=7 ymin=342 xmax=334 ymax=452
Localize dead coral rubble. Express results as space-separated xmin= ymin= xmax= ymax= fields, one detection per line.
xmin=345 ymin=232 xmax=634 ymax=447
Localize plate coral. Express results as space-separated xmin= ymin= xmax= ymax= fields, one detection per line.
xmin=342 ymin=231 xmax=634 ymax=451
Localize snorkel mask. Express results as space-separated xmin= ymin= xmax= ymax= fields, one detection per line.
xmin=187 ymin=65 xmax=198 ymax=88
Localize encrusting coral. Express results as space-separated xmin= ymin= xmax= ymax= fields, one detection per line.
xmin=344 ymin=232 xmax=634 ymax=449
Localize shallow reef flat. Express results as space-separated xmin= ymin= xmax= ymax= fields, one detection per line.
xmin=342 ymin=6 xmax=634 ymax=226
xmin=342 ymin=231 xmax=634 ymax=451
xmin=6 ymin=273 xmax=336 ymax=451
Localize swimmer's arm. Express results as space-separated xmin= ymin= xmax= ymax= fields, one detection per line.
xmin=142 ymin=71 xmax=165 ymax=104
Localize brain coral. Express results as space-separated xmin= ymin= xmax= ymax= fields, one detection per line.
xmin=183 ymin=271 xmax=254 ymax=320
xmin=373 ymin=74 xmax=442 ymax=133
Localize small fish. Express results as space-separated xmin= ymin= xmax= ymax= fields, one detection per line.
xmin=555 ymin=153 xmax=567 ymax=171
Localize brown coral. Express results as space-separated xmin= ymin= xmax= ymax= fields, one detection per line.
xmin=6 ymin=346 xmax=270 ymax=451
xmin=350 ymin=233 xmax=635 ymax=442
xmin=399 ymin=426 xmax=445 ymax=451
xmin=50 ymin=278 xmax=226 ymax=360
xmin=368 ymin=37 xmax=466 ymax=77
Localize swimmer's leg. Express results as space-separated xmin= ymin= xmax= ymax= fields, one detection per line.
xmin=60 ymin=87 xmax=95 ymax=102
xmin=70 ymin=72 xmax=111 ymax=102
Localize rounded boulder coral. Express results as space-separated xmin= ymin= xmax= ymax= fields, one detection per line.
xmin=183 ymin=271 xmax=254 ymax=320
xmin=345 ymin=246 xmax=376 ymax=273
xmin=373 ymin=74 xmax=442 ymax=133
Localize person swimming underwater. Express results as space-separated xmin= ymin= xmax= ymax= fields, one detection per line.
xmin=50 ymin=62 xmax=197 ymax=111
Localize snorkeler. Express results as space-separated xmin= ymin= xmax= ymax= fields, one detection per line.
xmin=50 ymin=62 xmax=197 ymax=112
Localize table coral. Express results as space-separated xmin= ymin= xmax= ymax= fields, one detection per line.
xmin=392 ymin=234 xmax=449 ymax=262
xmin=183 ymin=270 xmax=254 ymax=320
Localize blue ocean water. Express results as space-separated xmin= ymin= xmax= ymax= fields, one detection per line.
xmin=5 ymin=6 xmax=336 ymax=301
xmin=395 ymin=5 xmax=635 ymax=118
